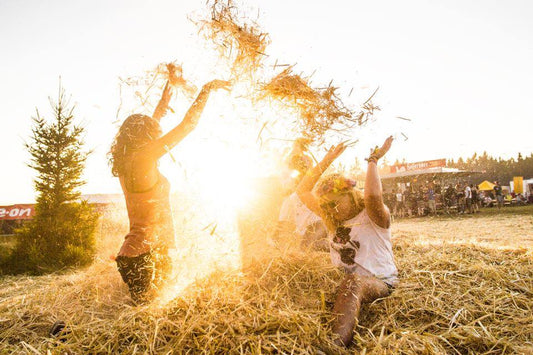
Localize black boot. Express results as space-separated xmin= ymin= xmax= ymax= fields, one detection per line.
xmin=116 ymin=252 xmax=155 ymax=304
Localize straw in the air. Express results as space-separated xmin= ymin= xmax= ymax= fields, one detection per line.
xmin=260 ymin=67 xmax=361 ymax=142
xmin=200 ymin=0 xmax=269 ymax=79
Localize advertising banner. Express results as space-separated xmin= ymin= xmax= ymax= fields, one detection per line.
xmin=0 ymin=204 xmax=35 ymax=220
xmin=390 ymin=159 xmax=446 ymax=173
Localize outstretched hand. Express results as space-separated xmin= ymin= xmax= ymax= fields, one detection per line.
xmin=203 ymin=79 xmax=232 ymax=92
xmin=325 ymin=142 xmax=347 ymax=161
xmin=166 ymin=63 xmax=182 ymax=86
xmin=370 ymin=135 xmax=394 ymax=160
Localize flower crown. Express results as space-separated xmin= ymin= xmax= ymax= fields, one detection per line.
xmin=318 ymin=175 xmax=356 ymax=196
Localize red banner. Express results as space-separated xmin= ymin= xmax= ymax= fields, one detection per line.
xmin=390 ymin=159 xmax=446 ymax=173
xmin=0 ymin=204 xmax=35 ymax=220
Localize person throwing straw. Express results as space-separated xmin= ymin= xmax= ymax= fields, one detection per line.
xmin=296 ymin=136 xmax=398 ymax=346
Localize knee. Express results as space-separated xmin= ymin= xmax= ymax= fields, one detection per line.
xmin=340 ymin=273 xmax=364 ymax=296
xmin=360 ymin=278 xmax=390 ymax=303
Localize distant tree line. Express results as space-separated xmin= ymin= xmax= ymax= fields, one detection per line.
xmin=333 ymin=152 xmax=532 ymax=188
xmin=447 ymin=152 xmax=533 ymax=184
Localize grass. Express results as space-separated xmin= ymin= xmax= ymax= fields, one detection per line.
xmin=0 ymin=205 xmax=531 ymax=354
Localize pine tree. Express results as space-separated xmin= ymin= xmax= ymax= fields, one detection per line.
xmin=28 ymin=87 xmax=87 ymax=210
xmin=4 ymin=83 xmax=99 ymax=274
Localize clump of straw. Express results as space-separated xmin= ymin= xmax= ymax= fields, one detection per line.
xmin=155 ymin=62 xmax=197 ymax=99
xmin=261 ymin=67 xmax=364 ymax=142
xmin=116 ymin=62 xmax=197 ymax=119
xmin=200 ymin=0 xmax=269 ymax=79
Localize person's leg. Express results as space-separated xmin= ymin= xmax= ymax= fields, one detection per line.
xmin=332 ymin=273 xmax=390 ymax=346
xmin=116 ymin=235 xmax=155 ymax=303
xmin=153 ymin=214 xmax=176 ymax=288
xmin=116 ymin=252 xmax=155 ymax=304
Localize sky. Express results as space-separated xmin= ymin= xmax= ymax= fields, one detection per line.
xmin=0 ymin=0 xmax=532 ymax=204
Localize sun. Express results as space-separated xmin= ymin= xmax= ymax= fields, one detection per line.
xmin=155 ymin=90 xmax=288 ymax=304
xmin=190 ymin=145 xmax=259 ymax=215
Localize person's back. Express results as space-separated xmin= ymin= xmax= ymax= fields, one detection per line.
xmin=119 ymin=170 xmax=174 ymax=253
xmin=494 ymin=183 xmax=503 ymax=196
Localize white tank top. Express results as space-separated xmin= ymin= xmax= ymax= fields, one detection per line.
xmin=329 ymin=209 xmax=398 ymax=286
xmin=279 ymin=193 xmax=322 ymax=236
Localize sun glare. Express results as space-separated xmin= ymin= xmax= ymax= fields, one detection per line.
xmin=155 ymin=87 xmax=287 ymax=305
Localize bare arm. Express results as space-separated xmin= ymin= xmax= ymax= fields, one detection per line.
xmin=364 ymin=136 xmax=393 ymax=229
xmin=152 ymin=63 xmax=183 ymax=122
xmin=152 ymin=81 xmax=173 ymax=122
xmin=143 ymin=79 xmax=231 ymax=159
xmin=296 ymin=143 xmax=347 ymax=216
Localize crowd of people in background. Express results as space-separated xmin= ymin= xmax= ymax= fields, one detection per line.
xmin=383 ymin=180 xmax=531 ymax=218
xmin=277 ymin=138 xmax=530 ymax=225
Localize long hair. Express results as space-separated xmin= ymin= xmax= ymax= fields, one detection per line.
xmin=109 ymin=114 xmax=162 ymax=177
xmin=316 ymin=173 xmax=365 ymax=232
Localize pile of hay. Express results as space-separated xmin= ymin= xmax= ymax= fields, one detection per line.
xmin=261 ymin=67 xmax=378 ymax=143
xmin=1 ymin=206 xmax=531 ymax=353
xmin=200 ymin=0 xmax=269 ymax=79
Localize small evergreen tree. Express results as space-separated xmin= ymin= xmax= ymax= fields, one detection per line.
xmin=4 ymin=83 xmax=99 ymax=274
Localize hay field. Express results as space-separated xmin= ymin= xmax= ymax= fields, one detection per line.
xmin=0 ymin=206 xmax=532 ymax=354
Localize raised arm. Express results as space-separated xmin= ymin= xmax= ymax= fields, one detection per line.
xmin=296 ymin=143 xmax=347 ymax=216
xmin=152 ymin=81 xmax=173 ymax=122
xmin=364 ymin=136 xmax=393 ymax=229
xmin=152 ymin=63 xmax=182 ymax=122
xmin=144 ymin=79 xmax=231 ymax=159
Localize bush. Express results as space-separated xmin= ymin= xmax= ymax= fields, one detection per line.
xmin=3 ymin=202 xmax=99 ymax=275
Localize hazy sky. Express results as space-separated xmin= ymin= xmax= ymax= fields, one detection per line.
xmin=0 ymin=0 xmax=532 ymax=204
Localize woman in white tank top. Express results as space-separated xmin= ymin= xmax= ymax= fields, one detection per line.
xmin=296 ymin=136 xmax=397 ymax=347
